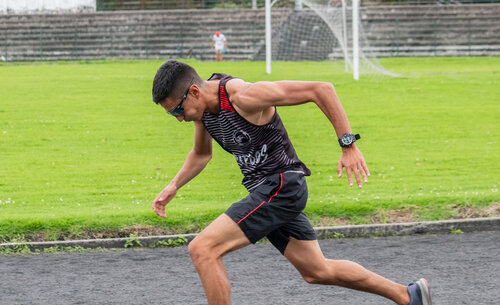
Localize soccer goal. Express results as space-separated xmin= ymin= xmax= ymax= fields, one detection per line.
xmin=265 ymin=0 xmax=397 ymax=79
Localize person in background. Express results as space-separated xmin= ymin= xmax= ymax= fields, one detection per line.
xmin=211 ymin=31 xmax=227 ymax=62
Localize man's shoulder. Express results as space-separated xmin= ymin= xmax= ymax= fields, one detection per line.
xmin=226 ymin=78 xmax=249 ymax=97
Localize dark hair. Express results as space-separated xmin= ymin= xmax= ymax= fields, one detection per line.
xmin=152 ymin=60 xmax=202 ymax=104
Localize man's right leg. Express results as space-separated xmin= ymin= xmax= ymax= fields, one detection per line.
xmin=284 ymin=237 xmax=411 ymax=305
xmin=188 ymin=213 xmax=250 ymax=305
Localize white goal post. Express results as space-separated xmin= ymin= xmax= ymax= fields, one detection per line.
xmin=265 ymin=0 xmax=394 ymax=80
xmin=352 ymin=0 xmax=359 ymax=80
xmin=266 ymin=0 xmax=273 ymax=74
xmin=265 ymin=0 xmax=359 ymax=78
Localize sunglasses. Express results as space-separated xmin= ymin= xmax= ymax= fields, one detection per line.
xmin=168 ymin=78 xmax=194 ymax=117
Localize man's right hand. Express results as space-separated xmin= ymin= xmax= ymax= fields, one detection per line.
xmin=152 ymin=184 xmax=177 ymax=218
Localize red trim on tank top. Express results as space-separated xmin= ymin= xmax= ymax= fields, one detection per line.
xmin=220 ymin=85 xmax=235 ymax=112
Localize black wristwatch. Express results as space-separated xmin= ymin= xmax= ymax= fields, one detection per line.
xmin=338 ymin=133 xmax=360 ymax=148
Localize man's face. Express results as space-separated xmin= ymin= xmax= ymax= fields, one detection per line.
xmin=160 ymin=85 xmax=202 ymax=122
xmin=161 ymin=96 xmax=187 ymax=122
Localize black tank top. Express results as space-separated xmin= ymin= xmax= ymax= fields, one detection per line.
xmin=202 ymin=73 xmax=311 ymax=191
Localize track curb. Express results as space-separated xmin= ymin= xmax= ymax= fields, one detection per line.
xmin=1 ymin=217 xmax=499 ymax=251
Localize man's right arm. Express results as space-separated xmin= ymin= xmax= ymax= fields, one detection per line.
xmin=152 ymin=121 xmax=212 ymax=218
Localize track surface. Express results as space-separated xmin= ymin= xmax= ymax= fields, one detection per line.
xmin=1 ymin=231 xmax=498 ymax=305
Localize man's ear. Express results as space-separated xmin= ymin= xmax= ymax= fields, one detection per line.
xmin=190 ymin=84 xmax=201 ymax=98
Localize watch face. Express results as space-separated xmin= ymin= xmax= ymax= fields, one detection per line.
xmin=341 ymin=134 xmax=354 ymax=145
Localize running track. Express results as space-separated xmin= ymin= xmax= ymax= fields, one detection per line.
xmin=1 ymin=231 xmax=498 ymax=304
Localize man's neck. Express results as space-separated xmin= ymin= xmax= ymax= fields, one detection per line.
xmin=204 ymin=80 xmax=220 ymax=115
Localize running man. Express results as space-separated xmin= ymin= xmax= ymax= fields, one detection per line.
xmin=151 ymin=60 xmax=433 ymax=305
xmin=211 ymin=31 xmax=227 ymax=62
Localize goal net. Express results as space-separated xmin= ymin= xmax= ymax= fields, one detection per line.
xmin=269 ymin=0 xmax=397 ymax=78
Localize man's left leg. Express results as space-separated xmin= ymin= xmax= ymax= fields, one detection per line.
xmin=188 ymin=213 xmax=251 ymax=305
xmin=284 ymin=237 xmax=410 ymax=305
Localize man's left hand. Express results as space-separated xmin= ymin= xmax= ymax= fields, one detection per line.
xmin=337 ymin=145 xmax=370 ymax=188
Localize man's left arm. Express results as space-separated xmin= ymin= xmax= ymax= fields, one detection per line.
xmin=231 ymin=80 xmax=370 ymax=188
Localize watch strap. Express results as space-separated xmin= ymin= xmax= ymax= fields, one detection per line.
xmin=338 ymin=133 xmax=361 ymax=147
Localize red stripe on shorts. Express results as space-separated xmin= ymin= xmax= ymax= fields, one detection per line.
xmin=237 ymin=173 xmax=283 ymax=224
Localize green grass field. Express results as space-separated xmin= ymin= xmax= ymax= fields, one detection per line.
xmin=0 ymin=57 xmax=499 ymax=242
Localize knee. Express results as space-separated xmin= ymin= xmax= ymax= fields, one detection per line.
xmin=302 ymin=268 xmax=333 ymax=285
xmin=188 ymin=237 xmax=215 ymax=266
xmin=303 ymin=273 xmax=325 ymax=285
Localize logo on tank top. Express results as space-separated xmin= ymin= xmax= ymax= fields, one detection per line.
xmin=234 ymin=144 xmax=268 ymax=166
xmin=232 ymin=130 xmax=251 ymax=146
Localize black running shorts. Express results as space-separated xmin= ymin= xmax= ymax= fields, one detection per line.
xmin=225 ymin=171 xmax=317 ymax=255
